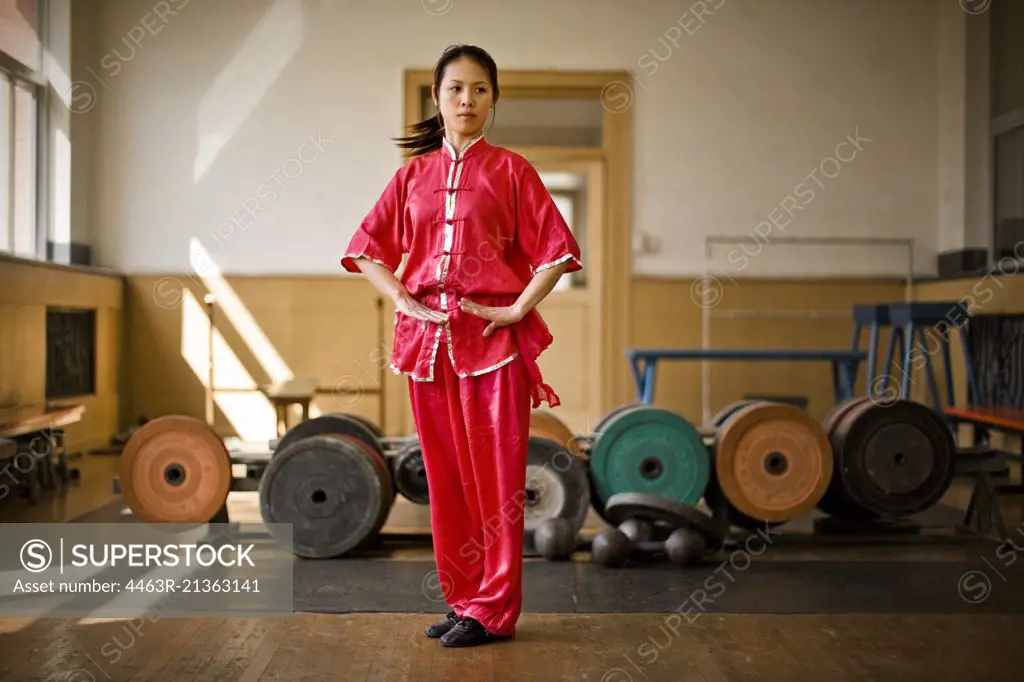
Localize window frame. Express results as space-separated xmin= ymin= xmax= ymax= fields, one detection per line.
xmin=1 ymin=0 xmax=49 ymax=261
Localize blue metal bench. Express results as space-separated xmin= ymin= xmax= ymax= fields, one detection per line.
xmin=625 ymin=348 xmax=866 ymax=406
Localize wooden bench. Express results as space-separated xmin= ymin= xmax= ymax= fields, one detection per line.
xmin=944 ymin=406 xmax=1024 ymax=540
xmin=946 ymin=406 xmax=1023 ymax=478
xmin=260 ymin=377 xmax=317 ymax=437
xmin=946 ymin=407 xmax=1024 ymax=438
xmin=0 ymin=404 xmax=85 ymax=505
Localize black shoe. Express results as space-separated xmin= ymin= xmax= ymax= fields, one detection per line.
xmin=425 ymin=611 xmax=461 ymax=638
xmin=439 ymin=617 xmax=511 ymax=648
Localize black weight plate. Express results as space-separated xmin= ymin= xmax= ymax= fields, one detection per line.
xmin=815 ymin=396 xmax=880 ymax=521
xmin=347 ymin=435 xmax=396 ymax=533
xmin=392 ymin=440 xmax=429 ymax=505
xmin=523 ymin=437 xmax=591 ymax=557
xmin=259 ymin=434 xmax=386 ymax=558
xmin=275 ymin=413 xmax=381 ymax=458
xmin=605 ymin=492 xmax=723 ymax=550
xmin=348 ymin=414 xmax=384 ymax=439
xmin=840 ymin=399 xmax=956 ymax=518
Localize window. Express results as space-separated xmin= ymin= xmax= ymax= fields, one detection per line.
xmin=990 ymin=0 xmax=1024 ymax=263
xmin=993 ymin=126 xmax=1024 ymax=262
xmin=1 ymin=0 xmax=44 ymax=258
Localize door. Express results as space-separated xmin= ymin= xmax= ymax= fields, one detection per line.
xmin=520 ymin=152 xmax=606 ymax=434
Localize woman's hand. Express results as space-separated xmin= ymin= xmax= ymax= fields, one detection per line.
xmin=394 ymin=290 xmax=449 ymax=324
xmin=457 ymin=298 xmax=524 ymax=336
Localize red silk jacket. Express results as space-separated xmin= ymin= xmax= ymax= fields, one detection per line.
xmin=341 ymin=135 xmax=582 ymax=408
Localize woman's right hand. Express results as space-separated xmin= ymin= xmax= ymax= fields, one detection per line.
xmin=351 ymin=258 xmax=448 ymax=325
xmin=394 ymin=290 xmax=449 ymax=324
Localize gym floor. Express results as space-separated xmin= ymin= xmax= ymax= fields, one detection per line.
xmin=0 ymin=454 xmax=1021 ymax=681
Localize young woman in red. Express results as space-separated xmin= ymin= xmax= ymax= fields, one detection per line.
xmin=341 ymin=45 xmax=582 ymax=648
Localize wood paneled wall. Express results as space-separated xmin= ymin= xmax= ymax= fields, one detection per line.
xmin=126 ymin=275 xmax=403 ymax=442
xmin=94 ymin=270 xmax=1023 ymax=446
xmin=0 ymin=257 xmax=124 ymax=452
xmin=125 ymin=273 xmax=916 ymax=439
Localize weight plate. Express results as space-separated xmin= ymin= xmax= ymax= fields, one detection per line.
xmin=711 ymin=399 xmax=765 ymax=428
xmin=594 ymin=404 xmax=644 ymax=434
xmin=589 ymin=405 xmax=710 ymax=521
xmin=344 ymin=434 xmax=395 ymax=536
xmin=348 ymin=414 xmax=384 ymax=440
xmin=392 ymin=440 xmax=429 ymax=505
xmin=120 ymin=415 xmax=231 ymax=524
xmin=715 ymin=401 xmax=833 ymax=524
xmin=604 ymin=492 xmax=722 ymax=550
xmin=834 ymin=398 xmax=956 ymax=518
xmin=822 ymin=395 xmax=874 ymax=439
xmin=275 ymin=413 xmax=381 ymax=458
xmin=815 ymin=395 xmax=879 ymax=520
xmin=702 ymin=481 xmax=765 ymax=533
xmin=523 ymin=437 xmax=591 ymax=556
xmin=259 ymin=433 xmax=386 ymax=558
xmin=529 ymin=410 xmax=583 ymax=458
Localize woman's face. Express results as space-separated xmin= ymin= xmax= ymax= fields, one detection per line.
xmin=434 ymin=57 xmax=494 ymax=140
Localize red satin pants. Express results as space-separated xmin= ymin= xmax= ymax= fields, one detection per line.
xmin=408 ymin=346 xmax=532 ymax=637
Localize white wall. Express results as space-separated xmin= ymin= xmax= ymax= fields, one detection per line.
xmin=75 ymin=0 xmax=973 ymax=278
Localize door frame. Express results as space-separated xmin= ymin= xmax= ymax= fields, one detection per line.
xmin=401 ymin=68 xmax=634 ymax=421
xmin=528 ymin=154 xmax=605 ymax=429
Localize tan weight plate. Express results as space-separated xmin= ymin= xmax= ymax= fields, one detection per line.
xmin=529 ymin=410 xmax=583 ymax=458
xmin=715 ymin=402 xmax=833 ymax=524
xmin=120 ymin=415 xmax=231 ymax=524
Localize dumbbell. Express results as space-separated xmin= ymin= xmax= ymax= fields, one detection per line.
xmin=591 ymin=518 xmax=707 ymax=568
xmin=534 ymin=517 xmax=578 ymax=561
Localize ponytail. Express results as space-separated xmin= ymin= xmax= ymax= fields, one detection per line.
xmin=394 ymin=113 xmax=445 ymax=158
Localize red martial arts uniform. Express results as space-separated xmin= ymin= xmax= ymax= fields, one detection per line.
xmin=342 ymin=135 xmax=582 ymax=637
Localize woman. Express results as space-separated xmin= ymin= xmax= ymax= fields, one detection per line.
xmin=341 ymin=44 xmax=582 ymax=648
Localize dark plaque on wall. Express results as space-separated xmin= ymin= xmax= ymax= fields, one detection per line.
xmin=45 ymin=308 xmax=97 ymax=400
xmin=967 ymin=314 xmax=1024 ymax=411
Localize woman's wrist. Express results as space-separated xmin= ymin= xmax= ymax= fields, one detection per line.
xmin=510 ymin=300 xmax=530 ymax=321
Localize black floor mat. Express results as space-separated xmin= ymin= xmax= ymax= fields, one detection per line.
xmin=293 ymin=555 xmax=1024 ymax=615
xmin=70 ymin=500 xmax=1024 ymax=615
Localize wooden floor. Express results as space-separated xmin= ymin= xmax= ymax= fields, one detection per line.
xmin=0 ymin=613 xmax=1020 ymax=681
xmin=0 ymin=453 xmax=1022 ymax=681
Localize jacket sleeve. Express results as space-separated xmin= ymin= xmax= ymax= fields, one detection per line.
xmin=513 ymin=162 xmax=583 ymax=276
xmin=341 ymin=169 xmax=406 ymax=274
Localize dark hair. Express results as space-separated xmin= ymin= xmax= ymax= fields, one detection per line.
xmin=394 ymin=44 xmax=500 ymax=157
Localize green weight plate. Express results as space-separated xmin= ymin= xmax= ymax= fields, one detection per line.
xmin=594 ymin=403 xmax=644 ymax=434
xmin=589 ymin=406 xmax=709 ymax=523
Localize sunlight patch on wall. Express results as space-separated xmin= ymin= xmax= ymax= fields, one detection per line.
xmin=180 ymin=287 xmax=276 ymax=442
xmin=193 ymin=0 xmax=304 ymax=182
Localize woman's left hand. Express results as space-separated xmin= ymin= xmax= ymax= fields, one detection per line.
xmin=457 ymin=298 xmax=525 ymax=336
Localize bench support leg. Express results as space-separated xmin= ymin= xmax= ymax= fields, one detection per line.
xmin=964 ymin=471 xmax=1008 ymax=541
